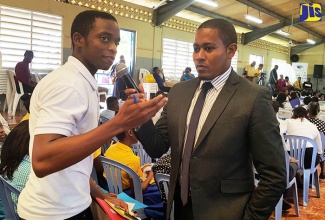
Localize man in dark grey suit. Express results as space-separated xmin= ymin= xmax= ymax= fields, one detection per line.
xmin=136 ymin=18 xmax=286 ymax=220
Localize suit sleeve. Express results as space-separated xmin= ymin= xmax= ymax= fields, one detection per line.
xmin=243 ymin=89 xmax=287 ymax=220
xmin=135 ymin=105 xmax=170 ymax=158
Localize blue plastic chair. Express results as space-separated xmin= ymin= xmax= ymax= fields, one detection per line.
xmin=99 ymin=156 xmax=146 ymax=219
xmin=274 ymin=152 xmax=299 ymax=219
xmin=284 ymin=135 xmax=320 ymax=206
xmin=132 ymin=142 xmax=153 ymax=166
xmin=154 ymin=173 xmax=174 ymax=220
xmin=0 ymin=176 xmax=20 ymax=220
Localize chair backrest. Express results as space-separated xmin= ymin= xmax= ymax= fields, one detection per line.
xmin=0 ymin=176 xmax=20 ymax=220
xmin=154 ymin=173 xmax=174 ymax=220
xmin=154 ymin=173 xmax=170 ymax=200
xmin=132 ymin=142 xmax=153 ymax=166
xmin=284 ymin=135 xmax=318 ymax=171
xmin=34 ymin=72 xmax=42 ymax=83
xmin=6 ymin=70 xmax=24 ymax=95
xmin=99 ymin=156 xmax=146 ymax=219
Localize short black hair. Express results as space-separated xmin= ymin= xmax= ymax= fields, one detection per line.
xmin=116 ymin=131 xmax=126 ymax=142
xmin=311 ymin=96 xmax=319 ymax=102
xmin=153 ymin=67 xmax=159 ymax=72
xmin=198 ymin=18 xmax=237 ymax=47
xmin=303 ymin=96 xmax=312 ymax=105
xmin=24 ymin=50 xmax=33 ymax=57
xmin=0 ymin=120 xmax=30 ymax=179
xmin=71 ymin=10 xmax=117 ymax=48
xmin=308 ymin=101 xmax=320 ymax=116
xmin=292 ymin=107 xmax=307 ymax=119
xmin=106 ymin=96 xmax=118 ymax=109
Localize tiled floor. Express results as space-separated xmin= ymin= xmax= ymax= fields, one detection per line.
xmin=269 ymin=175 xmax=325 ymax=220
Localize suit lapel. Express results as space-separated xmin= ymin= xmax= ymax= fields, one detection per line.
xmin=177 ymin=78 xmax=201 ymax=151
xmin=194 ymin=70 xmax=240 ymax=150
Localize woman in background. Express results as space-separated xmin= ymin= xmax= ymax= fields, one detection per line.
xmin=0 ymin=120 xmax=30 ymax=219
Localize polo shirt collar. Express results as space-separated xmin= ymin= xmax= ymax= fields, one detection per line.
xmin=115 ymin=142 xmax=134 ymax=153
xmin=67 ymin=56 xmax=98 ymax=91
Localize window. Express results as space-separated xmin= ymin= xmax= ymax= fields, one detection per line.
xmin=162 ymin=38 xmax=196 ymax=81
xmin=162 ymin=38 xmax=238 ymax=80
xmin=0 ymin=6 xmax=62 ymax=73
xmin=249 ymin=54 xmax=264 ymax=69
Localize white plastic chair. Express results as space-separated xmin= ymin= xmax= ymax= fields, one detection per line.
xmin=6 ymin=70 xmax=24 ymax=115
xmin=284 ymin=135 xmax=320 ymax=206
xmin=274 ymin=152 xmax=299 ymax=219
xmin=0 ymin=176 xmax=20 ymax=220
xmin=1 ymin=69 xmax=12 ymax=112
xmin=33 ymin=72 xmax=42 ymax=83
xmin=154 ymin=173 xmax=174 ymax=220
xmin=99 ymin=156 xmax=146 ymax=219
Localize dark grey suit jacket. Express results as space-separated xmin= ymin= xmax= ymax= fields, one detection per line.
xmin=137 ymin=70 xmax=286 ymax=220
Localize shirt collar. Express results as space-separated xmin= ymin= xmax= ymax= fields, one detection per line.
xmin=200 ymin=66 xmax=232 ymax=91
xmin=115 ymin=142 xmax=134 ymax=153
xmin=67 ymin=56 xmax=98 ymax=91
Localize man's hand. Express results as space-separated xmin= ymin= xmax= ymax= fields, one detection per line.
xmin=290 ymin=157 xmax=299 ymax=164
xmin=114 ymin=85 xmax=168 ymax=131
xmin=105 ymin=194 xmax=129 ymax=212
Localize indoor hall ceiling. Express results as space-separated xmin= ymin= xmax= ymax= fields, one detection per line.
xmin=123 ymin=0 xmax=325 ymax=54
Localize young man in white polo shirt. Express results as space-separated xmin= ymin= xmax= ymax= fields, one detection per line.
xmin=17 ymin=10 xmax=167 ymax=220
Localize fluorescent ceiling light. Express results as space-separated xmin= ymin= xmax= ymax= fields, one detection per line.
xmin=244 ymin=14 xmax=263 ymax=24
xmin=276 ymin=29 xmax=291 ymax=36
xmin=307 ymin=38 xmax=316 ymax=44
xmin=195 ymin=0 xmax=218 ymax=7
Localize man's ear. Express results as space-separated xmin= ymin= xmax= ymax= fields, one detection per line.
xmin=72 ymin=32 xmax=85 ymax=47
xmin=227 ymin=43 xmax=237 ymax=59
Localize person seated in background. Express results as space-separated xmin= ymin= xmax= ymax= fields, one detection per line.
xmin=0 ymin=114 xmax=10 ymax=148
xmin=104 ymin=130 xmax=164 ymax=220
xmin=112 ymin=55 xmax=127 ymax=99
xmin=244 ymin=61 xmax=256 ymax=82
xmin=100 ymin=96 xmax=119 ymax=123
xmin=253 ymin=63 xmax=263 ymax=84
xmin=0 ymin=120 xmax=30 ymax=218
xmin=293 ymin=77 xmax=303 ymax=91
xmin=307 ymin=101 xmax=325 ymax=179
xmin=312 ymin=96 xmax=319 ymax=102
xmin=303 ymin=78 xmax=313 ymax=92
xmin=281 ymin=107 xmax=322 ymax=187
xmin=180 ymin=67 xmax=195 ymax=82
xmin=20 ymin=93 xmax=31 ymax=122
xmin=152 ymin=67 xmax=171 ymax=93
xmin=277 ymin=74 xmax=286 ymax=92
xmin=302 ymin=96 xmax=312 ymax=109
xmin=271 ymin=101 xmax=299 ymax=211
xmin=242 ymin=72 xmax=248 ymax=79
xmin=276 ymin=92 xmax=288 ymax=109
xmin=284 ymin=76 xmax=293 ymax=88
xmin=15 ymin=50 xmax=37 ymax=94
xmin=319 ymin=93 xmax=325 ymax=101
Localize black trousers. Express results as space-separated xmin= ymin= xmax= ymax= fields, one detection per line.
xmin=65 ymin=206 xmax=93 ymax=220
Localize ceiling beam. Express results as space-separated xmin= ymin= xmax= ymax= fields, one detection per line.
xmin=242 ymin=18 xmax=300 ymax=44
xmin=290 ymin=39 xmax=325 ymax=54
xmin=235 ymin=0 xmax=324 ymax=39
xmin=153 ymin=0 xmax=195 ymax=26
xmin=186 ymin=6 xmax=293 ymax=44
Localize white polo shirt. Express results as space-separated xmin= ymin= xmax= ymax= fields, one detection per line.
xmin=18 ymin=56 xmax=100 ymax=220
